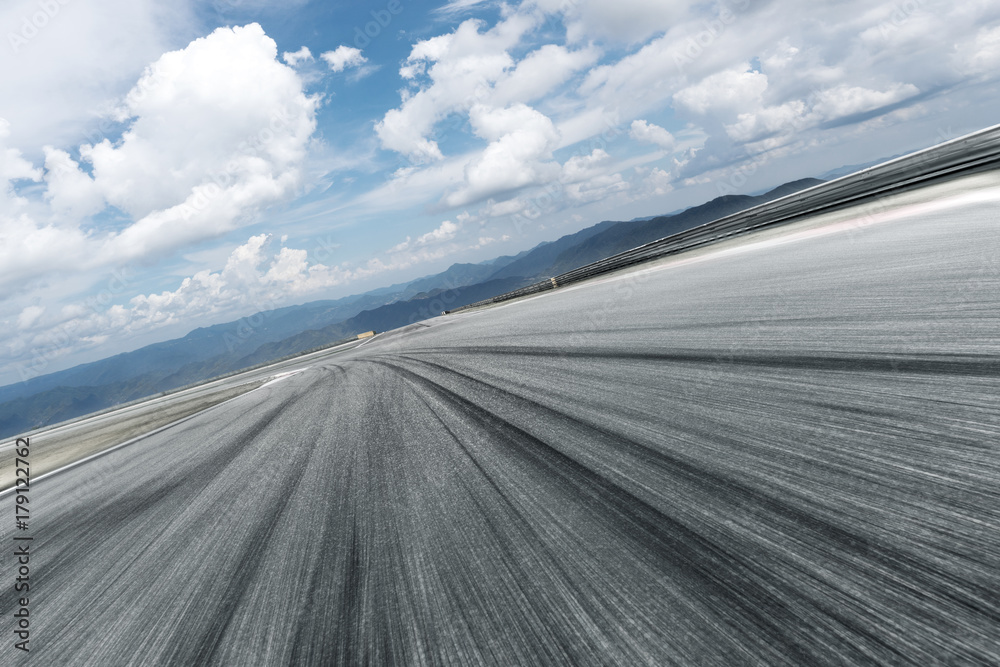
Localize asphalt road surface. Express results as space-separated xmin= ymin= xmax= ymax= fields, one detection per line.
xmin=3 ymin=179 xmax=999 ymax=665
xmin=0 ymin=336 xmax=372 ymax=492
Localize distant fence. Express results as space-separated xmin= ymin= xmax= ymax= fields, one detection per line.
xmin=445 ymin=123 xmax=1000 ymax=314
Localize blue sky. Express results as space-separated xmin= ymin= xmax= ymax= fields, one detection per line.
xmin=1 ymin=0 xmax=1000 ymax=385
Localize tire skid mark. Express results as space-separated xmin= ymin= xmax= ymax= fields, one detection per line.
xmin=1 ymin=391 xmax=290 ymax=618
xmin=409 ymin=389 xmax=653 ymax=666
xmin=191 ymin=414 xmax=319 ymax=665
xmin=401 ymin=345 xmax=1000 ymax=377
xmin=363 ymin=353 xmax=1000 ymax=666
xmin=365 ymin=358 xmax=839 ymax=665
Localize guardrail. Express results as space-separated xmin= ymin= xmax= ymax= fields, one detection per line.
xmin=445 ymin=123 xmax=1000 ymax=314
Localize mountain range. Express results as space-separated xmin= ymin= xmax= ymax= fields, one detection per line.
xmin=0 ymin=177 xmax=823 ymax=438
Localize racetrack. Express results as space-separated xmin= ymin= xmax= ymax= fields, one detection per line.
xmin=3 ymin=175 xmax=999 ymax=665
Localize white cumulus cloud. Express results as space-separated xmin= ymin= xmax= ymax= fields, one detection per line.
xmin=673 ymin=66 xmax=768 ymax=117
xmin=375 ymin=14 xmax=536 ymax=162
xmin=42 ymin=147 xmax=105 ymax=217
xmin=65 ymin=24 xmax=316 ymax=262
xmin=629 ymin=120 xmax=675 ymax=150
xmin=120 ymin=235 xmax=371 ymax=333
xmin=417 ymin=219 xmax=460 ymax=245
xmin=560 ymin=148 xmax=612 ymax=183
xmin=16 ymin=305 xmax=45 ymax=331
xmin=954 ymin=25 xmax=1000 ymax=78
xmin=0 ymin=23 xmax=320 ymax=298
xmin=283 ymin=46 xmax=314 ymax=66
xmin=320 ymin=45 xmax=367 ymax=72
xmin=812 ymin=83 xmax=920 ymax=120
xmin=444 ymin=103 xmax=561 ymax=207
xmin=1 ymin=120 xmax=39 ymax=186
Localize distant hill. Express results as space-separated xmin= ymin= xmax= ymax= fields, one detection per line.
xmin=818 ymin=157 xmax=903 ymax=181
xmin=0 ymin=175 xmax=828 ymax=438
xmin=396 ymin=254 xmax=524 ymax=299
xmin=0 ymin=255 xmax=527 ymax=407
xmin=0 ymin=290 xmax=389 ymax=405
xmin=547 ymin=178 xmax=823 ymax=275
xmin=232 ymin=277 xmax=529 ymax=367
xmin=487 ymin=219 xmax=620 ymax=281
xmin=0 ymin=276 xmax=530 ymax=438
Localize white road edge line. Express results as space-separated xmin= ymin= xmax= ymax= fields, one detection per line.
xmin=0 ymin=386 xmax=263 ymax=498
xmin=5 ymin=362 xmax=267 ymax=445
xmin=1 ymin=336 xmax=366 ymax=452
xmin=356 ymin=333 xmax=379 ymax=347
xmin=0 ymin=335 xmax=367 ymax=489
xmin=259 ymin=367 xmax=311 ymax=388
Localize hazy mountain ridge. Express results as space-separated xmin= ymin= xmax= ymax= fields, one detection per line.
xmin=486 ymin=219 xmax=619 ymax=281
xmin=0 ymin=277 xmax=530 ymax=437
xmin=0 ymin=177 xmax=825 ymax=438
xmin=0 ymin=259 xmax=525 ymax=406
xmin=232 ymin=277 xmax=530 ymax=368
xmin=548 ymin=179 xmax=824 ymax=275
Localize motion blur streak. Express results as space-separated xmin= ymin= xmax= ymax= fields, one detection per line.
xmin=2 ymin=182 xmax=999 ymax=665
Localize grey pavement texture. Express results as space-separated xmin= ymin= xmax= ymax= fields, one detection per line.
xmin=2 ymin=183 xmax=999 ymax=665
